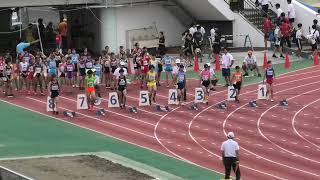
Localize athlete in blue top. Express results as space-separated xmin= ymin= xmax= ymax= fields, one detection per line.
xmin=48 ymin=53 xmax=57 ymax=77
xmin=177 ymin=64 xmax=186 ymax=105
xmin=163 ymin=54 xmax=173 ymax=87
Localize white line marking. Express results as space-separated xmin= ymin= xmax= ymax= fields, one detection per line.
xmin=292 ymin=97 xmax=320 ymax=149
xmin=59 ymin=96 xmax=156 ymax=126
xmin=26 ymin=97 xmax=156 ymax=138
xmin=256 ymin=87 xmax=320 ymax=166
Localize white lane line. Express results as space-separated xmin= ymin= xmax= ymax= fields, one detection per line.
xmin=164 ymin=67 xmax=320 ymax=179
xmin=27 ymin=97 xmax=155 ymax=139
xmin=257 ymin=87 xmax=320 ymax=165
xmin=292 ymin=98 xmax=320 ymax=149
xmin=219 ymin=79 xmax=320 ymax=176
xmin=59 ymin=96 xmax=156 ymax=126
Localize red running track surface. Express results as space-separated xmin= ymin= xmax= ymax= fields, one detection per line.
xmin=2 ymin=66 xmax=320 ymax=180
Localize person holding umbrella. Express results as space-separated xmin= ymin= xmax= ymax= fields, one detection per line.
xmin=221 ymin=132 xmax=241 ymax=180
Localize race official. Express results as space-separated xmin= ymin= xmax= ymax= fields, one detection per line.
xmin=221 ymin=132 xmax=241 ymax=180
xmin=242 ymin=50 xmax=261 ymax=77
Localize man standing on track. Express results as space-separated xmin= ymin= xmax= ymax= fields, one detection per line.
xmin=221 ymin=132 xmax=241 ymax=180
xmin=221 ymin=48 xmax=234 ymax=87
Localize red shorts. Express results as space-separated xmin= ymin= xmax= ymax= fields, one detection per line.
xmin=266 ymin=78 xmax=273 ymax=84
xmin=28 ymin=73 xmax=34 ymax=80
xmin=141 ymin=66 xmax=149 ymax=74
xmin=86 ymin=87 xmax=95 ymax=94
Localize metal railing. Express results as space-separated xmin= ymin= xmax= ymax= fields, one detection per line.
xmin=223 ymin=0 xmax=277 ymax=31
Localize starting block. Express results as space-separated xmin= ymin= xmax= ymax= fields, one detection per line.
xmin=129 ymin=107 xmax=138 ymax=114
xmin=190 ymin=103 xmax=199 ymax=110
xmin=156 ymin=105 xmax=170 ymax=112
xmin=63 ymin=111 xmax=76 ymax=118
xmin=217 ymin=102 xmax=227 ymax=109
xmin=279 ymin=99 xmax=288 ymax=106
xmin=249 ymin=100 xmax=258 ymax=108
xmin=96 ymin=109 xmax=106 ymax=116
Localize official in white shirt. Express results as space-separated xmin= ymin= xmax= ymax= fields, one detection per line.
xmin=113 ymin=61 xmax=128 ymax=79
xmin=189 ymin=24 xmax=197 ymax=35
xmin=287 ymin=0 xmax=296 ymax=24
xmin=221 ymin=47 xmax=234 ymax=87
xmin=242 ymin=50 xmax=261 ymax=77
xmin=221 ymin=132 xmax=241 ymax=180
xmin=309 ymin=25 xmax=319 ymax=52
xmin=275 ymin=3 xmax=283 ymax=18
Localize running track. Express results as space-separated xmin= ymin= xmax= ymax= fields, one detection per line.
xmin=1 ymin=66 xmax=320 ymax=180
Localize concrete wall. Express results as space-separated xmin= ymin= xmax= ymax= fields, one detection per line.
xmin=175 ymin=0 xmax=234 ymax=21
xmin=232 ymin=13 xmax=265 ymax=47
xmin=100 ymin=4 xmax=187 ymax=52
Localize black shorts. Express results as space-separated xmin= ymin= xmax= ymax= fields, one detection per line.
xmin=74 ymin=64 xmax=78 ymax=72
xmin=60 ymin=72 xmax=65 ymax=78
xmin=202 ymin=80 xmax=210 ymax=88
xmin=158 ymin=64 xmax=163 ymax=72
xmin=289 ymin=18 xmax=295 ymax=23
xmin=211 ymin=79 xmax=218 ymax=86
xmin=21 ymin=72 xmax=28 ymax=78
xmin=0 ymin=72 xmax=3 ymax=78
xmin=118 ymin=86 xmax=126 ymax=92
xmin=79 ymin=68 xmax=86 ymax=76
xmin=51 ymin=90 xmax=59 ymax=99
xmin=4 ymin=76 xmax=11 ymax=82
xmin=177 ymin=82 xmax=185 ymax=90
xmin=312 ymin=43 xmax=318 ymax=51
xmin=134 ymin=63 xmax=141 ymax=70
xmin=111 ymin=66 xmax=117 ymax=74
xmin=184 ymin=48 xmax=193 ymax=56
xmin=158 ymin=45 xmax=166 ymax=56
xmin=104 ymin=67 xmax=110 ymax=74
xmin=222 ymin=68 xmax=230 ymax=77
xmin=213 ymin=44 xmax=221 ymax=54
xmin=233 ymin=81 xmax=242 ymax=90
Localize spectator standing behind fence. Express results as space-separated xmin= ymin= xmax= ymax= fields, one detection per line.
xmin=262 ymin=14 xmax=272 ymax=50
xmin=275 ymin=4 xmax=283 ymax=18
xmin=221 ymin=132 xmax=241 ymax=180
xmin=158 ymin=31 xmax=166 ymax=56
xmin=58 ymin=18 xmax=68 ymax=50
xmin=287 ymin=0 xmax=296 ymax=25
xmin=280 ymin=19 xmax=292 ymax=48
xmin=257 ymin=0 xmax=272 ymax=15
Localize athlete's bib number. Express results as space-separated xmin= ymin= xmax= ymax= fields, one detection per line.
xmin=194 ymin=88 xmax=204 ymax=103
xmin=258 ymin=84 xmax=268 ymax=100
xmin=108 ymin=92 xmax=120 ymax=108
xmin=139 ymin=91 xmax=150 ymax=106
xmin=228 ymin=86 xmax=236 ymax=101
xmin=35 ymin=67 xmax=41 ymax=73
xmin=168 ymin=89 xmax=178 ymax=105
xmin=47 ymin=96 xmax=57 ymax=112
xmin=77 ymin=94 xmax=89 ymax=110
